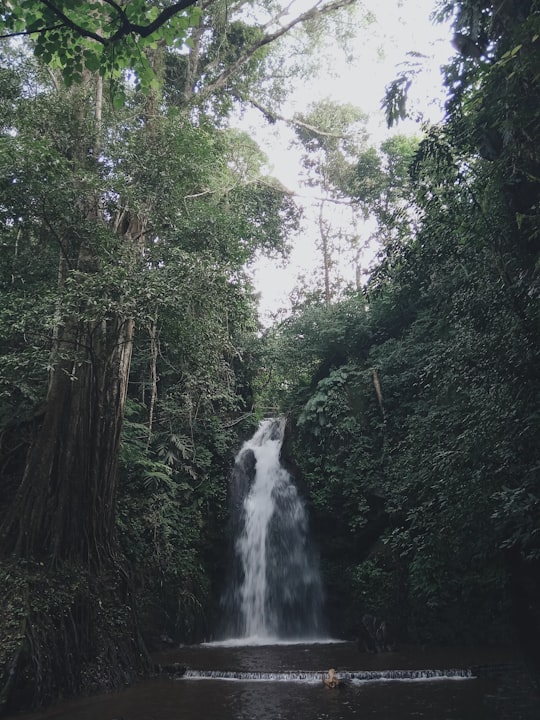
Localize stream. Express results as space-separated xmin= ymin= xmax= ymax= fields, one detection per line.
xmin=8 ymin=642 xmax=539 ymax=720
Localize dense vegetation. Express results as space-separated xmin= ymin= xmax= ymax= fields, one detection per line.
xmin=0 ymin=0 xmax=539 ymax=713
xmin=269 ymin=0 xmax=540 ymax=659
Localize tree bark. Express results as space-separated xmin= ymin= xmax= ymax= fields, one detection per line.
xmin=146 ymin=314 xmax=160 ymax=449
xmin=2 ymin=309 xmax=134 ymax=566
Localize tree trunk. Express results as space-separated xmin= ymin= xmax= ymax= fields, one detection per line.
xmin=0 ymin=67 xmax=138 ymax=567
xmin=2 ymin=310 xmax=133 ymax=566
xmin=146 ymin=314 xmax=160 ymax=449
xmin=318 ymin=202 xmax=332 ymax=307
xmin=0 ymin=67 xmax=154 ymax=710
xmin=0 ymin=221 xmax=145 ymax=711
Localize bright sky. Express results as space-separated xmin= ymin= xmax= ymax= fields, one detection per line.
xmin=237 ymin=0 xmax=455 ymax=323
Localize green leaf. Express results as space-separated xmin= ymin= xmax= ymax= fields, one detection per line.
xmin=112 ymin=91 xmax=125 ymax=110
xmin=83 ymin=52 xmax=101 ymax=72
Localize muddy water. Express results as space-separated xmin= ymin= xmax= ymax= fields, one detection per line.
xmin=8 ymin=642 xmax=539 ymax=720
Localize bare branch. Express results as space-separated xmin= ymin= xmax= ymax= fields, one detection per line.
xmin=46 ymin=65 xmax=60 ymax=91
xmin=0 ymin=23 xmax=64 ymax=39
xmin=261 ymin=0 xmax=319 ymax=32
xmin=223 ymin=411 xmax=256 ymax=428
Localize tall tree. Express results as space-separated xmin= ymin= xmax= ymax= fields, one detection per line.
xmin=293 ymin=99 xmax=368 ymax=303
xmin=0 ymin=0 xmax=368 ymax=709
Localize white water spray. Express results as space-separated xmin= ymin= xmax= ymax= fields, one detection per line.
xmin=222 ymin=418 xmax=325 ymax=642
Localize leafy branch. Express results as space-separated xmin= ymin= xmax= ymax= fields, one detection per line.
xmin=1 ymin=0 xmax=199 ymax=45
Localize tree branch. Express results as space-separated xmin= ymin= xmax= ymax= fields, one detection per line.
xmin=39 ymin=0 xmax=108 ymax=44
xmin=261 ymin=0 xmax=312 ymax=32
xmin=0 ymin=23 xmax=64 ymax=39
xmin=249 ymin=98 xmax=349 ymax=139
xmin=100 ymin=0 xmax=129 ymax=36
xmin=0 ymin=0 xmax=199 ymax=45
xmin=130 ymin=0 xmax=199 ymax=38
xmin=198 ymin=0 xmax=358 ymax=99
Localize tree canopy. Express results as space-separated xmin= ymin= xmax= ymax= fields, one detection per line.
xmin=1 ymin=0 xmax=201 ymax=92
xmin=1 ymin=0 xmax=540 ymax=713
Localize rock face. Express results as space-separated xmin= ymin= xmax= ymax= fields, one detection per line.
xmin=358 ymin=614 xmax=396 ymax=653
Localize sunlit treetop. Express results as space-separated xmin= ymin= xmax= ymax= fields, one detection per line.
xmin=1 ymin=0 xmax=201 ymax=95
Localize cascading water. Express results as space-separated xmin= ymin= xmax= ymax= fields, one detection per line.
xmin=221 ymin=418 xmax=325 ymax=642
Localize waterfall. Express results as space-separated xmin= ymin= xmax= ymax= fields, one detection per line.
xmin=221 ymin=418 xmax=325 ymax=642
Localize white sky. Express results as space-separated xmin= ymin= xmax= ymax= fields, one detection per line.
xmin=236 ymin=0 xmax=455 ymax=323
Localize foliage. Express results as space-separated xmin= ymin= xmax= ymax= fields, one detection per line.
xmin=290 ymin=100 xmax=370 ymax=303
xmin=0 ymin=11 xmax=300 ymax=703
xmin=2 ymin=2 xmax=540 ymax=711
xmin=348 ymin=134 xmax=420 ymax=246
xmin=1 ymin=0 xmax=201 ymax=98
xmin=294 ymin=100 xmax=368 ymax=186
xmin=267 ymin=1 xmax=540 ymax=645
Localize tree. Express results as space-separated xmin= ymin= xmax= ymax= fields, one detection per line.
xmin=272 ymin=132 xmax=539 ymax=640
xmin=292 ymin=99 xmax=369 ymax=304
xmin=1 ymin=0 xmax=366 ymax=102
xmin=348 ymin=134 xmax=419 ymax=248
xmin=431 ymin=0 xmax=540 ymax=666
xmin=0 ymin=0 xmax=367 ymax=708
xmin=1 ymin=0 xmax=199 ymax=45
xmin=1 ymin=0 xmax=201 ymax=93
xmin=0 ymin=0 xmax=200 ymax=97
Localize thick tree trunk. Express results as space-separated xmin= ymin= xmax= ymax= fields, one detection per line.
xmin=0 ymin=51 xmax=157 ymax=714
xmin=1 ymin=66 xmax=144 ymax=564
xmin=2 ymin=311 xmax=133 ymax=566
xmin=0 ymin=220 xmax=146 ymax=711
